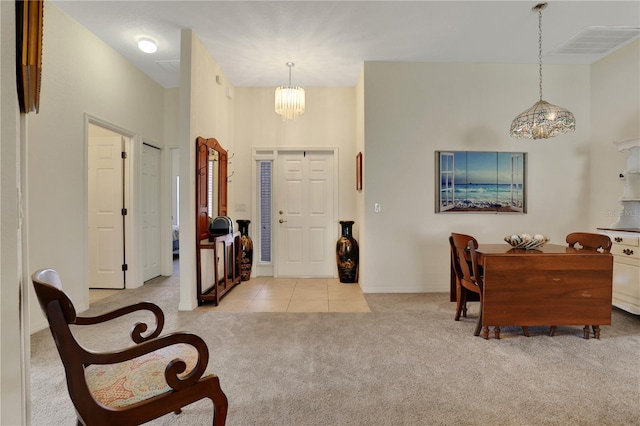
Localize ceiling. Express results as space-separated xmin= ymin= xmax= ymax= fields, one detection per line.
xmin=50 ymin=1 xmax=640 ymax=89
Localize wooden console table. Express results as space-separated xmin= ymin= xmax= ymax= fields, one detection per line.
xmin=194 ymin=136 xmax=238 ymax=306
xmin=476 ymin=243 xmax=613 ymax=338
xmin=196 ymin=232 xmax=241 ymax=306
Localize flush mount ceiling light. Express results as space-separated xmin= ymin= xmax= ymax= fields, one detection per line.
xmin=510 ymin=3 xmax=576 ymax=140
xmin=275 ymin=62 xmax=305 ymax=122
xmin=137 ymin=38 xmax=157 ymax=54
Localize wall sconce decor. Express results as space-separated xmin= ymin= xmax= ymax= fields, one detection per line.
xmin=356 ymin=152 xmax=363 ymax=191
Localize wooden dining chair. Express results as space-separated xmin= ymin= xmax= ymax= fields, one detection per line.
xmin=450 ymin=233 xmax=479 ymax=322
xmin=450 ymin=233 xmax=484 ymax=336
xmin=566 ymin=232 xmax=612 ymax=253
xmin=467 ymin=240 xmax=530 ymax=339
xmin=32 ymin=268 xmax=228 ymax=426
xmin=451 ymin=233 xmax=530 ymax=339
xmin=549 ymin=232 xmax=612 ymax=338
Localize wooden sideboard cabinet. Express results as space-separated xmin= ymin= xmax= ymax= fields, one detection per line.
xmin=598 ymin=228 xmax=640 ymax=314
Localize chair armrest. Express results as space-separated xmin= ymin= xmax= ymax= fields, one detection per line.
xmin=85 ymin=332 xmax=210 ymax=391
xmin=75 ymin=301 xmax=164 ymax=343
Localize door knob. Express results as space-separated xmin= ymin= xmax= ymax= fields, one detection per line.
xmin=279 ymin=219 xmax=287 ymax=223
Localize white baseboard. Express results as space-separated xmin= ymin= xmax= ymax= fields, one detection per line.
xmin=362 ymin=284 xmax=449 ymax=293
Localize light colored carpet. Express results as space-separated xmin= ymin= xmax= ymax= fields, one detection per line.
xmin=30 ymin=274 xmax=640 ymax=425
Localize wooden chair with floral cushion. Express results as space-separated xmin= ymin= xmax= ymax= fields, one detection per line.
xmin=32 ymin=268 xmax=228 ymax=426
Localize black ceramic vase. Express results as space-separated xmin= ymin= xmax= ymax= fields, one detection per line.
xmin=336 ymin=220 xmax=359 ymax=283
xmin=236 ymin=220 xmax=253 ymax=281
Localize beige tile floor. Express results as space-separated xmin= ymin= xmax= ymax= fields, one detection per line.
xmin=196 ymin=277 xmax=371 ymax=313
xmin=90 ymin=269 xmax=371 ymax=313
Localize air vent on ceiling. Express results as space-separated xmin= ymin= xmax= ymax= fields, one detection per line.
xmin=155 ymin=60 xmax=180 ymax=72
xmin=550 ymin=26 xmax=640 ymax=56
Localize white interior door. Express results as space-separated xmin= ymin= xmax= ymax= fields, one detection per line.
xmin=142 ymin=143 xmax=161 ymax=281
xmin=276 ymin=151 xmax=334 ymax=277
xmin=88 ymin=131 xmax=125 ymax=289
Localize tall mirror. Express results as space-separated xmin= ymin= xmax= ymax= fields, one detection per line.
xmin=196 ymin=136 xmax=228 ymax=240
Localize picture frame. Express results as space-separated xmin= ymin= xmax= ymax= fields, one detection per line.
xmin=435 ymin=151 xmax=527 ymax=213
xmin=16 ymin=0 xmax=44 ymax=113
xmin=356 ymin=152 xmax=362 ymax=191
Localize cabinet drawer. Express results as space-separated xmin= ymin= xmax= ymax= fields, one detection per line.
xmin=611 ymin=235 xmax=639 ymax=247
xmin=612 ymin=245 xmax=640 ymax=267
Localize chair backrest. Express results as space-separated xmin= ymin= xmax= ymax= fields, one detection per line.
xmin=31 ymin=269 xmax=87 ymax=402
xmin=467 ymin=239 xmax=483 ymax=290
xmin=566 ymin=232 xmax=612 ymax=253
xmin=32 ymin=269 xmax=77 ymax=324
xmin=450 ymin=233 xmax=479 ymax=285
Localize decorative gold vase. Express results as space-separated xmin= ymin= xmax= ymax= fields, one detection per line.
xmin=236 ymin=220 xmax=253 ymax=281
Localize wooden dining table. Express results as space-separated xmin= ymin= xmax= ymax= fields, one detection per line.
xmin=458 ymin=243 xmax=614 ymax=339
xmin=451 ymin=243 xmax=613 ymax=338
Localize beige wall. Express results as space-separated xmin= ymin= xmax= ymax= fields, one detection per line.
xmin=589 ymin=40 xmax=640 ymax=231
xmin=361 ymin=61 xmax=592 ymax=292
xmin=232 ymin=86 xmax=357 ymax=226
xmin=1 ymin=1 xmax=28 ymax=423
xmin=355 ymin=68 xmax=365 ymax=284
xmin=163 ymin=88 xmax=180 ymax=148
xmin=178 ymin=30 xmax=235 ymax=310
xmin=27 ymin=3 xmax=166 ymax=329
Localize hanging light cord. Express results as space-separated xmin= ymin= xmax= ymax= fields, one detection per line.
xmin=287 ymin=62 xmax=294 ymax=87
xmin=537 ymin=4 xmax=544 ymax=102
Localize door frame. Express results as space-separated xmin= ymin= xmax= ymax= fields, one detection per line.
xmin=251 ymin=147 xmax=339 ymax=278
xmin=85 ymin=114 xmax=140 ymax=290
xmin=141 ymin=142 xmax=162 ymax=281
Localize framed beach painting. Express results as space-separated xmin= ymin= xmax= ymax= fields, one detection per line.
xmin=435 ymin=151 xmax=527 ymax=213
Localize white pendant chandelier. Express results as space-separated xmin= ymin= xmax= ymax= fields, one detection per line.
xmin=510 ymin=3 xmax=575 ymax=140
xmin=275 ymin=62 xmax=305 ymax=122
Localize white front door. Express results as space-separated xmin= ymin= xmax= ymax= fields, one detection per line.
xmin=142 ymin=143 xmax=161 ymax=281
xmin=88 ymin=131 xmax=125 ymax=289
xmin=276 ymin=151 xmax=335 ymax=277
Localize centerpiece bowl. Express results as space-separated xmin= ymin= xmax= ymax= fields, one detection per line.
xmin=504 ymin=233 xmax=549 ymax=250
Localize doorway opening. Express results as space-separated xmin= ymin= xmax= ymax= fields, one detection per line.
xmin=141 ymin=143 xmax=162 ymax=282
xmin=87 ymin=122 xmax=129 ymax=289
xmin=253 ymin=148 xmax=338 ymax=278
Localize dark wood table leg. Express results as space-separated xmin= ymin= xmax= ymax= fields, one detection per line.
xmin=583 ymin=325 xmax=590 ymax=339
xmin=455 ymin=284 xmax=463 ymax=320
xmin=473 ymin=313 xmax=482 ymax=337
xmin=592 ymin=325 xmax=601 ymax=339
xmin=482 ymin=326 xmax=490 ymax=340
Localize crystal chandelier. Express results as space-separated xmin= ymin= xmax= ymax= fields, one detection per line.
xmin=275 ymin=62 xmax=305 ymax=122
xmin=510 ymin=3 xmax=575 ymax=139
